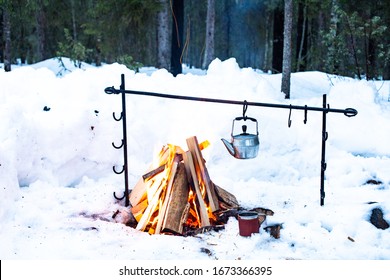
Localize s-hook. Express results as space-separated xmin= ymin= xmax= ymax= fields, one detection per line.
xmin=304 ymin=105 xmax=308 ymax=124
xmin=113 ymin=112 xmax=123 ymax=121
xmin=242 ymin=100 xmax=248 ymax=120
xmin=112 ymin=139 xmax=124 ymax=149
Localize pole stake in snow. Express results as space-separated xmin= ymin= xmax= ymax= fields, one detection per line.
xmin=110 ymin=74 xmax=130 ymax=207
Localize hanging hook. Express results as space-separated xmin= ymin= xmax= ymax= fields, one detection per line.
xmin=112 ymin=139 xmax=124 ymax=149
xmin=242 ymin=100 xmax=248 ymax=120
xmin=113 ymin=165 xmax=125 ymax=175
xmin=288 ymin=105 xmax=292 ymax=127
xmin=304 ymin=105 xmax=308 ymax=124
xmin=323 ymin=131 xmax=328 ymax=141
xmin=113 ymin=112 xmax=123 ymax=121
xmin=113 ymin=191 xmax=125 ymax=201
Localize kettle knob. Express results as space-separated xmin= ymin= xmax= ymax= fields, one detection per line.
xmin=242 ymin=125 xmax=247 ymax=134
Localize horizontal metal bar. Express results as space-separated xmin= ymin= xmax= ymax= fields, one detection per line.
xmin=105 ymin=86 xmax=358 ymax=117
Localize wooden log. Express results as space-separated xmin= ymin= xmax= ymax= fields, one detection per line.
xmin=129 ymin=176 xmax=148 ymax=208
xmin=186 ymin=136 xmax=219 ymax=212
xmin=264 ymin=224 xmax=282 ymax=239
xmin=142 ymin=164 xmax=166 ymax=181
xmin=215 ymin=208 xmax=239 ymax=224
xmin=154 ymin=160 xmax=179 ymax=234
xmin=131 ymin=142 xmax=206 ymax=206
xmin=131 ymin=198 xmax=148 ymax=221
xmin=183 ymin=225 xmax=225 ymax=237
xmin=183 ymin=151 xmax=210 ymax=227
xmin=142 ymin=154 xmax=184 ymax=182
xmin=135 ymin=179 xmax=165 ymax=231
xmin=161 ymin=162 xmax=190 ymax=234
xmin=250 ymin=207 xmax=275 ymax=216
xmin=130 ymin=146 xmax=170 ymax=206
xmin=213 ymin=183 xmax=239 ymax=209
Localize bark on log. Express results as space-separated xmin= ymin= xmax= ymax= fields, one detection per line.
xmin=142 ymin=154 xmax=183 ymax=181
xmin=264 ymin=224 xmax=282 ymax=239
xmin=142 ymin=164 xmax=166 ymax=181
xmin=214 ymin=183 xmax=239 ymax=209
xmin=250 ymin=207 xmax=275 ymax=216
xmin=183 ymin=225 xmax=225 ymax=237
xmin=162 ymin=162 xmax=190 ymax=234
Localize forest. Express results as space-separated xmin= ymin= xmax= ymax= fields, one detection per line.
xmin=1 ymin=0 xmax=389 ymax=80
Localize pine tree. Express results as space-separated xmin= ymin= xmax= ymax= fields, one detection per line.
xmin=157 ymin=0 xmax=170 ymax=70
xmin=202 ymin=0 xmax=215 ymax=69
xmin=170 ymin=0 xmax=184 ymax=76
xmin=2 ymin=0 xmax=11 ymax=71
xmin=281 ymin=0 xmax=293 ymax=99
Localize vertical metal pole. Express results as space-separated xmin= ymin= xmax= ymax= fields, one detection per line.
xmin=120 ymin=74 xmax=130 ymax=207
xmin=320 ymin=94 xmax=328 ymax=206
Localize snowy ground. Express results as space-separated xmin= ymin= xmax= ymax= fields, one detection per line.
xmin=1 ymin=57 xmax=390 ymax=260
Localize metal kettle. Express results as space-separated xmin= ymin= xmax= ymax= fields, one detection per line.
xmin=221 ymin=115 xmax=259 ymax=159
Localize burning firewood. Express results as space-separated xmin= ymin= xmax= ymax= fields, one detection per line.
xmin=127 ymin=136 xmax=274 ymax=236
xmin=128 ymin=136 xmax=235 ymax=235
xmin=186 ymin=136 xmax=219 ymax=213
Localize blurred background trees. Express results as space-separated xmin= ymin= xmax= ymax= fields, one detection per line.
xmin=1 ymin=0 xmax=389 ymax=79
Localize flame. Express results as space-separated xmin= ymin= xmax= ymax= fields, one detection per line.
xmin=143 ymin=144 xmax=178 ymax=232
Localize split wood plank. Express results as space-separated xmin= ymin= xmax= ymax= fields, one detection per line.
xmin=183 ymin=151 xmax=210 ymax=227
xmin=130 ymin=146 xmax=170 ymax=206
xmin=154 ymin=160 xmax=179 ymax=234
xmin=186 ymin=136 xmax=219 ymax=212
xmin=129 ymin=176 xmax=148 ymax=208
xmin=130 ymin=142 xmax=207 ymax=207
xmin=131 ymin=198 xmax=148 ymax=221
xmin=135 ymin=179 xmax=165 ymax=231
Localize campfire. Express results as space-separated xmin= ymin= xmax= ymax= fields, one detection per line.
xmin=128 ymin=136 xmax=243 ymax=235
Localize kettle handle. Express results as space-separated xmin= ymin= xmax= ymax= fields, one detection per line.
xmin=235 ymin=116 xmax=257 ymax=122
xmin=232 ymin=117 xmax=259 ymax=136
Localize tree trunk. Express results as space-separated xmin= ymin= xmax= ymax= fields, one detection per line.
xmin=3 ymin=5 xmax=11 ymax=72
xmin=345 ymin=15 xmax=361 ymax=79
xmin=70 ymin=0 xmax=77 ymax=41
xmin=157 ymin=0 xmax=170 ymax=70
xmin=328 ymin=0 xmax=340 ymax=75
xmin=315 ymin=10 xmax=325 ymax=71
xmin=170 ymin=0 xmax=184 ymax=76
xmin=272 ymin=6 xmax=284 ymax=73
xmin=202 ymin=0 xmax=215 ymax=69
xmin=296 ymin=2 xmax=307 ymax=72
xmin=35 ymin=0 xmax=46 ymax=62
xmin=281 ymin=0 xmax=293 ymax=99
xmin=263 ymin=6 xmax=274 ymax=72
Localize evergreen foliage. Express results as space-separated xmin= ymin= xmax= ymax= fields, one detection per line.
xmin=56 ymin=28 xmax=92 ymax=68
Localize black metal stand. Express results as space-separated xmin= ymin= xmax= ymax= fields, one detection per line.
xmin=111 ymin=74 xmax=130 ymax=207
xmin=106 ymin=74 xmax=357 ymax=206
xmin=321 ymin=94 xmax=328 ymax=206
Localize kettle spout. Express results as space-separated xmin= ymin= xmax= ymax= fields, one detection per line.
xmin=221 ymin=138 xmax=235 ymax=157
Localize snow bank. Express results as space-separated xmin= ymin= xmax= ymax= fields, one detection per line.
xmin=1 ymin=57 xmax=389 ymax=260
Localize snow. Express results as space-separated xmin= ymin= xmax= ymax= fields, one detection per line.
xmin=1 ymin=57 xmax=390 ymax=260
